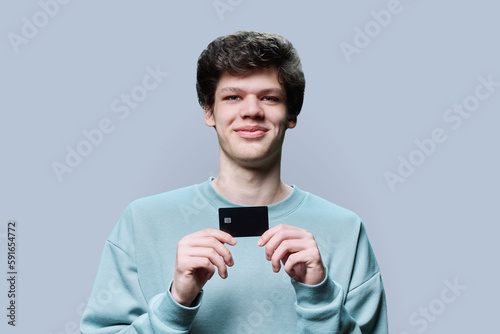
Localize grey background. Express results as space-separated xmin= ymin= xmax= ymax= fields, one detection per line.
xmin=1 ymin=0 xmax=498 ymax=333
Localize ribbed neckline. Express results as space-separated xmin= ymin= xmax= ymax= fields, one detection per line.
xmin=197 ymin=177 xmax=307 ymax=221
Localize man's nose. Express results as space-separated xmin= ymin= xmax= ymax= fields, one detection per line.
xmin=240 ymin=96 xmax=264 ymax=119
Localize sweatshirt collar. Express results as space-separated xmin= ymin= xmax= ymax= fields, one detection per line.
xmin=197 ymin=177 xmax=307 ymax=221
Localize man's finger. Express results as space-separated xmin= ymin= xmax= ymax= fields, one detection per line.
xmin=196 ymin=228 xmax=237 ymax=246
xmin=185 ymin=237 xmax=235 ymax=266
xmin=270 ymin=239 xmax=304 ymax=272
xmin=263 ymin=229 xmax=309 ymax=260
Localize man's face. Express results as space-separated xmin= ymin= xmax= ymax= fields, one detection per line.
xmin=205 ymin=67 xmax=296 ymax=168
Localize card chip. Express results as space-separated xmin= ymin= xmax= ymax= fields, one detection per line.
xmin=224 ymin=217 xmax=232 ymax=224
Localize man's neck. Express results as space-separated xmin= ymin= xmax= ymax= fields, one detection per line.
xmin=212 ymin=153 xmax=292 ymax=206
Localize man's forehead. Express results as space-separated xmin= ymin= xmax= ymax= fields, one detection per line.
xmin=215 ymin=68 xmax=284 ymax=95
xmin=217 ymin=86 xmax=284 ymax=95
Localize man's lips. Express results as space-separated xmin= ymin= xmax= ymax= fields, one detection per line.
xmin=234 ymin=126 xmax=268 ymax=139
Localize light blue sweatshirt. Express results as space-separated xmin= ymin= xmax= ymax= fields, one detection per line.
xmin=80 ymin=178 xmax=388 ymax=333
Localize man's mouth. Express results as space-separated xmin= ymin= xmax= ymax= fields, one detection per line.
xmin=234 ymin=126 xmax=268 ymax=139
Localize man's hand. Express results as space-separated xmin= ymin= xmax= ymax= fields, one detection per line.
xmin=257 ymin=224 xmax=326 ymax=285
xmin=171 ymin=229 xmax=237 ymax=306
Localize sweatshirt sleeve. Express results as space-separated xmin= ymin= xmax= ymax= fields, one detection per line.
xmin=80 ymin=206 xmax=202 ymax=333
xmin=291 ymin=223 xmax=388 ymax=333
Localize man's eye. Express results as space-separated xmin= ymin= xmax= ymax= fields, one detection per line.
xmin=263 ymin=96 xmax=279 ymax=102
xmin=225 ymin=96 xmax=240 ymax=101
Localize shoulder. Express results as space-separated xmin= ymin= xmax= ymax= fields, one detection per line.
xmin=297 ymin=189 xmax=362 ymax=228
xmin=108 ymin=182 xmax=204 ymax=241
xmin=128 ymin=182 xmax=201 ymax=213
xmin=290 ymin=189 xmax=370 ymax=253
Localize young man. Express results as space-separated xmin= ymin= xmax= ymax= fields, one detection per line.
xmin=81 ymin=31 xmax=388 ymax=333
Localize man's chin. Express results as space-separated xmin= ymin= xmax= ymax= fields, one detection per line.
xmin=232 ymin=152 xmax=281 ymax=169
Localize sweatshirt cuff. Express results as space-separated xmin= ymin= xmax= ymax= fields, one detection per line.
xmin=149 ymin=288 xmax=203 ymax=331
xmin=291 ymin=270 xmax=340 ymax=309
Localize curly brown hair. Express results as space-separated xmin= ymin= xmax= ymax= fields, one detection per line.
xmin=196 ymin=31 xmax=305 ymax=117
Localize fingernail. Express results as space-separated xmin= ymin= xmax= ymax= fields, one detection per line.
xmin=257 ymin=239 xmax=262 ymax=246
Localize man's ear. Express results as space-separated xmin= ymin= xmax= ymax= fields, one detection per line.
xmin=204 ymin=105 xmax=215 ymax=127
xmin=286 ymin=115 xmax=297 ymax=129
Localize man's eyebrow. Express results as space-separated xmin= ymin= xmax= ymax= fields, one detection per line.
xmin=260 ymin=88 xmax=284 ymax=96
xmin=217 ymin=87 xmax=284 ymax=96
xmin=217 ymin=87 xmax=245 ymax=95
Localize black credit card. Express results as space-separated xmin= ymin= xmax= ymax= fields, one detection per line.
xmin=218 ymin=206 xmax=269 ymax=237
